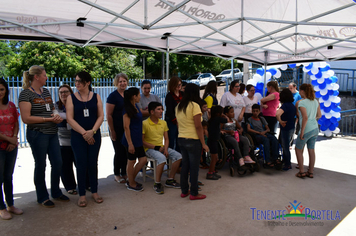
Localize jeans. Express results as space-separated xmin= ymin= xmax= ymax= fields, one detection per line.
xmin=145 ymin=148 xmax=182 ymax=165
xmin=111 ymin=128 xmax=127 ymax=176
xmin=27 ymin=129 xmax=63 ymax=203
xmin=178 ymin=138 xmax=201 ymax=197
xmin=167 ymin=120 xmax=180 ymax=152
xmin=0 ymin=148 xmax=17 ymax=210
xmin=255 ymin=133 xmax=279 ymax=163
xmin=60 ymin=146 xmax=77 ymax=191
xmin=71 ymin=131 xmax=101 ymax=196
xmin=280 ymin=129 xmax=294 ymax=167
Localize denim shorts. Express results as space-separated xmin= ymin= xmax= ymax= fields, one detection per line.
xmin=145 ymin=148 xmax=182 ymax=165
xmin=295 ymin=128 xmax=319 ymax=150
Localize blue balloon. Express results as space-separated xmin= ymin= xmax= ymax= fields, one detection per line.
xmin=333 ymin=106 xmax=341 ymax=112
xmin=319 ymin=82 xmax=327 ymax=90
xmin=322 ymin=94 xmax=329 ymax=101
xmin=305 ymin=63 xmax=313 ymax=70
xmin=324 ymin=106 xmax=331 ymax=113
xmin=308 ymin=71 xmax=314 ymax=76
xmin=330 ymin=117 xmax=337 ymax=124
xmin=327 ymin=90 xmax=334 ymax=96
xmin=315 ymin=69 xmax=323 ymax=79
xmin=288 ymin=64 xmax=296 ymax=68
xmin=337 ymin=117 xmax=341 ymax=122
xmin=256 ymin=68 xmax=264 ymax=76
xmin=256 ymin=82 xmax=264 ymax=90
xmin=329 ymin=123 xmax=336 ymax=131
xmin=320 ymin=65 xmax=330 ymax=72
xmin=320 ymin=103 xmax=325 ymax=109
xmin=333 ymin=90 xmax=339 ymax=96
xmin=325 ymin=78 xmax=332 ymax=84
xmin=330 ymin=103 xmax=337 ymax=110
xmin=268 ymin=68 xmax=277 ymax=76
xmin=330 ymin=76 xmax=338 ymax=83
xmin=311 ymin=80 xmax=319 ymax=86
xmin=320 ymin=115 xmax=327 ymax=122
xmin=320 ymin=125 xmax=328 ymax=131
xmin=323 ymin=119 xmax=331 ymax=127
xmin=318 ymin=119 xmax=323 ymax=125
xmin=315 ymin=91 xmax=322 ymax=98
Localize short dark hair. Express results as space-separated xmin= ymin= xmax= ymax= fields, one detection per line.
xmin=148 ymin=101 xmax=163 ymax=114
xmin=223 ymin=106 xmax=233 ymax=115
xmin=0 ymin=77 xmax=9 ymax=105
xmin=229 ymin=80 xmax=239 ymax=92
xmin=141 ymin=80 xmax=151 ymax=87
xmin=246 ymin=84 xmax=254 ymax=91
xmin=252 ymin=104 xmax=260 ymax=110
xmin=75 ymin=71 xmax=93 ymax=91
xmin=279 ymin=88 xmax=294 ymax=103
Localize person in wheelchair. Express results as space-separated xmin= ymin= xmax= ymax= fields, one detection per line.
xmin=247 ymin=104 xmax=280 ymax=168
xmin=222 ymin=106 xmax=255 ymax=170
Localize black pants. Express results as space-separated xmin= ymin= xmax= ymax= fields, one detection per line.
xmin=112 ymin=128 xmax=127 ymax=177
xmin=263 ymin=116 xmax=277 ymax=135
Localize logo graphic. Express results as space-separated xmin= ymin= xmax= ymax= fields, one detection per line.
xmin=41 ymin=18 xmax=60 ymax=34
xmin=339 ymin=27 xmax=356 ymax=37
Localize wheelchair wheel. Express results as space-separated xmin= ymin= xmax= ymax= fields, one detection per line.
xmin=215 ymin=138 xmax=227 ymax=170
xmin=237 ymin=167 xmax=247 ymax=176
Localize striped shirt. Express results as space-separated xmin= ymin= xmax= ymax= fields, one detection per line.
xmin=18 ymin=88 xmax=58 ymax=134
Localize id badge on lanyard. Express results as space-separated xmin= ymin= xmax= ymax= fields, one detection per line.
xmin=45 ymin=103 xmax=51 ymax=111
xmin=83 ymin=109 xmax=89 ymax=117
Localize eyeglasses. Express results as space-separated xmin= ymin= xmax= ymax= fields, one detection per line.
xmin=235 ymin=86 xmax=240 ymax=88
xmin=177 ymin=83 xmax=182 ymax=87
xmin=59 ymin=91 xmax=70 ymax=94
xmin=249 ymin=90 xmax=255 ymax=92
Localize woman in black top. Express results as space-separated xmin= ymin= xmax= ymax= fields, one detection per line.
xmin=165 ymin=76 xmax=183 ymax=152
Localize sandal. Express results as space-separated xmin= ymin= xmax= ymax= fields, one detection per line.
xmin=266 ymin=162 xmax=275 ymax=168
xmin=295 ymin=172 xmax=306 ymax=178
xmin=92 ymin=196 xmax=104 ymax=204
xmin=78 ymin=200 xmax=87 ymax=207
xmin=68 ymin=189 xmax=78 ymax=195
xmin=305 ymin=171 xmax=314 ymax=178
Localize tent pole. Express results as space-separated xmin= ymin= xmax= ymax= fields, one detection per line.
xmin=263 ymin=51 xmax=268 ymax=97
xmin=166 ymin=37 xmax=170 ymax=92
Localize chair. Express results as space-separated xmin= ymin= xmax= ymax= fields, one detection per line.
xmin=142 ymin=158 xmax=172 ymax=182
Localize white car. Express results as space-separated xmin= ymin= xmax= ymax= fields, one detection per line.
xmin=215 ymin=68 xmax=243 ymax=85
xmin=186 ymin=73 xmax=216 ymax=87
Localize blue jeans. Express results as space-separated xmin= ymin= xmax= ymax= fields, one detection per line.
xmin=0 ymin=148 xmax=18 ymax=210
xmin=71 ymin=131 xmax=101 ymax=196
xmin=255 ymin=133 xmax=279 ymax=163
xmin=27 ymin=129 xmax=63 ymax=203
xmin=167 ymin=120 xmax=180 ymax=152
xmin=280 ymin=129 xmax=294 ymax=167
xmin=60 ymin=146 xmax=77 ymax=191
xmin=178 ymin=138 xmax=201 ymax=197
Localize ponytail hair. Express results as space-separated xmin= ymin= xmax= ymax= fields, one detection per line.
xmin=22 ymin=65 xmax=45 ymax=89
xmin=209 ymin=105 xmax=224 ymax=125
xmin=299 ymin=83 xmax=315 ymax=100
xmin=124 ymin=87 xmax=140 ymax=119
xmin=267 ymin=80 xmax=279 ymax=92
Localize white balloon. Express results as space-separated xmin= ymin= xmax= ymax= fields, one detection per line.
xmin=334 ymin=112 xmax=341 ymax=118
xmin=314 ymin=85 xmax=320 ymax=91
xmin=324 ymin=100 xmax=332 ymax=107
xmin=320 ymin=88 xmax=328 ymax=96
xmin=319 ymin=62 xmax=327 ymax=68
xmin=266 ymin=72 xmax=272 ymax=80
xmin=253 ymin=74 xmax=262 ymax=82
xmin=320 ymin=109 xmax=325 ymax=115
xmin=303 ymin=67 xmax=310 ymax=72
xmin=279 ymin=64 xmax=288 ymax=70
xmin=334 ymin=97 xmax=341 ymax=103
xmin=333 ymin=127 xmax=340 ymax=134
xmin=325 ymin=113 xmax=332 ymax=119
xmin=328 ymin=95 xmax=335 ymax=102
xmin=322 ymin=72 xmax=330 ymax=79
xmin=328 ymin=70 xmax=335 ymax=77
xmin=317 ymin=78 xmax=325 ymax=84
xmin=333 ymin=83 xmax=340 ymax=91
xmin=310 ymin=75 xmax=317 ymax=80
xmin=254 ymin=92 xmax=262 ymax=103
xmin=319 ymin=97 xmax=325 ymax=103
xmin=324 ymin=129 xmax=333 ymax=137
xmin=244 ymin=90 xmax=248 ymax=97
xmin=313 ymin=62 xmax=320 ymax=68
xmin=246 ymin=79 xmax=257 ymax=86
xmin=274 ymin=70 xmax=282 ymax=78
xmin=311 ymin=66 xmax=319 ymax=74
xmin=326 ymin=84 xmax=334 ymax=90
xmin=296 ymin=63 xmax=302 ymax=66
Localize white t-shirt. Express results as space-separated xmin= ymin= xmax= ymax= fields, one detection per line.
xmin=220 ymin=92 xmax=245 ymax=120
xmin=243 ymin=96 xmax=259 ymax=114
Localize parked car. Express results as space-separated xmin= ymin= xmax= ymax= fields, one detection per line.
xmin=215 ymin=68 xmax=243 ymax=85
xmin=186 ymin=73 xmax=216 ymax=87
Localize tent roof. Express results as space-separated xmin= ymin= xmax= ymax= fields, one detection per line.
xmin=1 ymin=0 xmax=356 ymax=65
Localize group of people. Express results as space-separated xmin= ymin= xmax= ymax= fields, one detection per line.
xmin=0 ymin=66 xmax=322 ymax=219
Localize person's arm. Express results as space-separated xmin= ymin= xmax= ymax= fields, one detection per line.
xmin=19 ymin=101 xmax=57 ymax=124
xmin=142 ymin=134 xmax=156 ymax=149
xmin=260 ymin=93 xmax=276 ymax=104
xmin=276 ymin=108 xmax=286 ymax=127
xmin=295 ymin=100 xmax=300 ymax=120
xmin=299 ymin=106 xmax=308 ymax=140
xmin=163 ymin=131 xmax=169 ymax=157
xmin=65 ymin=95 xmax=86 ymax=135
xmin=238 ymin=107 xmax=245 ymax=122
xmin=5 ymin=119 xmax=19 ymax=151
xmin=123 ymin=114 xmax=135 ymax=154
xmin=194 ymin=113 xmax=209 ymax=152
xmin=106 ymin=103 xmax=116 ymax=141
xmin=165 ymin=93 xmax=177 ymax=123
xmin=247 ymin=123 xmax=260 ymax=135
xmin=316 ymin=103 xmax=322 ymax=119
xmin=219 ymin=93 xmax=227 ymax=107
xmin=82 ymin=94 xmax=104 ymax=143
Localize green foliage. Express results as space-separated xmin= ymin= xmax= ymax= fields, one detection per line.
xmin=0 ymin=41 xmax=17 ymax=77
xmin=6 ymin=42 xmax=143 ymax=79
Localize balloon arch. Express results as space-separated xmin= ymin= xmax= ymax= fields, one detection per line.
xmin=246 ymin=62 xmax=341 ymax=137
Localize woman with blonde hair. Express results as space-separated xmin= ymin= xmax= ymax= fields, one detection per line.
xmin=106 ymin=73 xmax=129 ymax=183
xmin=19 ymin=65 xmax=69 ymax=208
xmin=295 ymin=84 xmax=321 ymax=179
xmin=260 ymin=81 xmax=280 ymax=134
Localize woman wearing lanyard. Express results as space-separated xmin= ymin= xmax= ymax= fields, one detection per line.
xmin=19 ymin=65 xmax=69 ymax=208
xmin=220 ymin=80 xmax=246 ymax=122
xmin=66 ymin=71 xmax=104 ymax=207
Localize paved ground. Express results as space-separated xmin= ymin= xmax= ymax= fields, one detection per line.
xmin=1 ymin=85 xmax=355 ymax=235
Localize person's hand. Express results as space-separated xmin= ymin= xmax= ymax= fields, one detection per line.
xmin=221 ymin=130 xmax=226 ymax=134
xmin=238 ymin=115 xmax=243 ymax=122
xmin=51 ymin=114 xmax=63 ymax=124
xmin=222 ymin=114 xmax=228 ymax=119
xmin=280 ymin=120 xmax=287 ymax=128
xmin=82 ymin=130 xmax=94 ymax=141
xmin=7 ymin=136 xmax=18 ymax=145
xmin=87 ymin=137 xmax=95 ymax=145
xmin=202 ymin=144 xmax=209 ymax=153
xmin=238 ymin=127 xmax=243 ymax=135
xmin=6 ymin=143 xmax=16 ymax=152
xmin=110 ymin=130 xmax=117 ymax=141
xmin=163 ymin=147 xmax=169 ymax=157
xmin=128 ymin=144 xmax=135 ymax=154
xmin=262 ymin=104 xmax=268 ymax=109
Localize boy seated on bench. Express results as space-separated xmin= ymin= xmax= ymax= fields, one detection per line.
xmin=142 ymin=102 xmax=182 ymax=194
xmin=247 ymin=104 xmax=279 ymax=168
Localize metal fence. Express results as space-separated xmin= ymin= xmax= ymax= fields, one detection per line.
xmin=339 ymin=109 xmax=356 ymax=137
xmin=5 ymin=77 xmax=167 ymax=147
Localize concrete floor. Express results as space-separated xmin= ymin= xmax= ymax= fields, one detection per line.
xmin=1 ymin=134 xmax=355 ymax=236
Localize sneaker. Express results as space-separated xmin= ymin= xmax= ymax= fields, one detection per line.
xmin=239 ymin=158 xmax=246 ymax=166
xmin=181 ymin=192 xmax=190 ymax=198
xmin=206 ymin=173 xmax=219 ymax=180
xmin=197 ymin=181 xmax=204 ymax=186
xmin=127 ymin=184 xmax=144 ymax=192
xmin=54 ymin=195 xmax=70 ymax=202
xmin=153 ymin=183 xmax=164 ymax=194
xmin=41 ymin=199 xmax=55 ymax=208
xmin=165 ymin=179 xmax=181 ymax=189
xmin=0 ymin=209 xmax=12 ymax=220
xmin=282 ymin=165 xmax=292 ymax=171
xmin=244 ymin=156 xmax=256 ymax=164
xmin=125 ymin=181 xmax=142 ymax=188
xmin=213 ymin=172 xmax=221 ymax=178
xmin=190 ymin=194 xmax=206 ymax=200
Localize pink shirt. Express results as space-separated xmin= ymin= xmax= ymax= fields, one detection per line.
xmin=0 ymin=101 xmax=19 ymax=138
xmin=262 ymin=92 xmax=280 ymax=117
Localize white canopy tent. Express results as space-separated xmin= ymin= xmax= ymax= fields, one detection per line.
xmin=1 ymin=0 xmax=356 ymax=67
